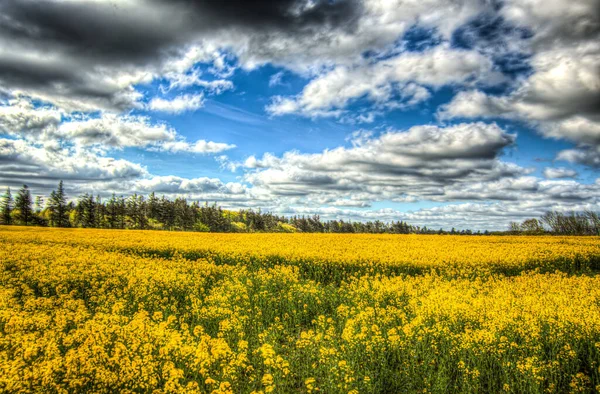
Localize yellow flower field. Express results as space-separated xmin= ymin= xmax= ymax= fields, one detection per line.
xmin=1 ymin=226 xmax=600 ymax=393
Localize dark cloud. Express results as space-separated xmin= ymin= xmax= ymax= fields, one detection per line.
xmin=162 ymin=0 xmax=362 ymax=33
xmin=0 ymin=0 xmax=361 ymax=111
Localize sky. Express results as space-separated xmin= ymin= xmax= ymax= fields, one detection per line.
xmin=0 ymin=0 xmax=599 ymax=231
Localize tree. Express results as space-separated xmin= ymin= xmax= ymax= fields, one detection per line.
xmin=34 ymin=196 xmax=44 ymax=213
xmin=15 ymin=185 xmax=33 ymax=225
xmin=76 ymin=193 xmax=96 ymax=228
xmin=106 ymin=193 xmax=119 ymax=229
xmin=508 ymin=222 xmax=521 ymax=234
xmin=520 ymin=218 xmax=544 ymax=234
xmin=1 ymin=187 xmax=13 ymax=225
xmin=48 ymin=181 xmax=69 ymax=227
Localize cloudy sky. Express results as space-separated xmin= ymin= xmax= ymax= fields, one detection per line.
xmin=0 ymin=0 xmax=599 ymax=230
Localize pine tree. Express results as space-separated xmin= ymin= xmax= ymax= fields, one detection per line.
xmin=34 ymin=196 xmax=44 ymax=213
xmin=76 ymin=193 xmax=95 ymax=228
xmin=1 ymin=187 xmax=13 ymax=225
xmin=15 ymin=185 xmax=33 ymax=225
xmin=48 ymin=181 xmax=68 ymax=227
xmin=106 ymin=193 xmax=118 ymax=229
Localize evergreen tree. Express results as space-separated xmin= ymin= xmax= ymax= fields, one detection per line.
xmin=76 ymin=194 xmax=96 ymax=228
xmin=34 ymin=196 xmax=44 ymax=213
xmin=15 ymin=185 xmax=33 ymax=225
xmin=1 ymin=187 xmax=13 ymax=225
xmin=106 ymin=193 xmax=118 ymax=229
xmin=33 ymin=195 xmax=48 ymax=226
xmin=48 ymin=181 xmax=69 ymax=227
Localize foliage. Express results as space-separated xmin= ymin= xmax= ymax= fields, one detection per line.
xmin=0 ymin=187 xmax=12 ymax=225
xmin=47 ymin=180 xmax=69 ymax=227
xmin=14 ymin=184 xmax=33 ymax=225
xmin=511 ymin=211 xmax=600 ymax=236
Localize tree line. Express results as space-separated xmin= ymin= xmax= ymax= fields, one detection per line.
xmin=1 ymin=182 xmax=598 ymax=235
xmin=509 ymin=211 xmax=600 ymax=236
xmin=0 ymin=181 xmax=426 ymax=233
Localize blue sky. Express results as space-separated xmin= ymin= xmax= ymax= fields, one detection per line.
xmin=0 ymin=0 xmax=598 ymax=230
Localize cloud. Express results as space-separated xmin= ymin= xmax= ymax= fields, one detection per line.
xmin=500 ymin=0 xmax=600 ymax=50
xmin=439 ymin=45 xmax=600 ymax=123
xmin=244 ymin=122 xmax=519 ymax=202
xmin=59 ymin=114 xmax=235 ymax=154
xmin=158 ymin=140 xmax=236 ymax=154
xmin=269 ymin=71 xmax=286 ymax=87
xmin=0 ymin=138 xmax=148 ymax=188
xmin=56 ymin=114 xmax=177 ymax=148
xmin=133 ymin=175 xmax=246 ymax=195
xmin=543 ymin=167 xmax=578 ymax=179
xmin=0 ymin=0 xmax=494 ymax=113
xmin=162 ymin=68 xmax=234 ymax=93
xmin=0 ymin=0 xmax=363 ymax=111
xmin=0 ymin=98 xmax=62 ymax=135
xmin=439 ymin=45 xmax=600 ymax=166
xmin=0 ymin=100 xmax=234 ymax=155
xmin=275 ymin=194 xmax=600 ymax=231
xmin=438 ymin=1 xmax=600 ymax=167
xmin=0 ymin=136 xmax=246 ymax=203
xmin=557 ymin=147 xmax=600 ymax=168
xmin=148 ymin=93 xmax=205 ymax=114
xmin=267 ymin=45 xmax=503 ymax=118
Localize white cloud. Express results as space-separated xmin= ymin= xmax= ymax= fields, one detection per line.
xmin=500 ymin=0 xmax=600 ymax=50
xmin=438 ymin=1 xmax=600 ymax=167
xmin=269 ymin=71 xmax=285 ymax=87
xmin=0 ymin=98 xmax=62 ymax=136
xmin=0 ymin=103 xmax=235 ymax=155
xmin=233 ymin=0 xmax=488 ymax=73
xmin=0 ymin=138 xmax=148 ymax=184
xmin=148 ymin=93 xmax=205 ymax=114
xmin=244 ymin=122 xmax=519 ymax=202
xmin=276 ymin=195 xmax=600 ymax=231
xmin=57 ymin=114 xmax=177 ymax=148
xmin=557 ymin=147 xmax=600 ymax=167
xmin=133 ymin=175 xmax=246 ymax=195
xmin=162 ymin=68 xmax=234 ymax=94
xmin=543 ymin=167 xmax=578 ymax=179
xmin=439 ymin=44 xmax=600 ymax=123
xmin=267 ymin=45 xmax=502 ymax=118
xmin=158 ymin=140 xmax=236 ymax=154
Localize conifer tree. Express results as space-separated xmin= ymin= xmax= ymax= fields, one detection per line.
xmin=48 ymin=181 xmax=69 ymax=227
xmin=15 ymin=185 xmax=33 ymax=225
xmin=0 ymin=187 xmax=13 ymax=225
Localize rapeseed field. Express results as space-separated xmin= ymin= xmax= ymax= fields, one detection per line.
xmin=1 ymin=226 xmax=599 ymax=393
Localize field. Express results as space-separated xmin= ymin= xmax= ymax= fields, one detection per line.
xmin=1 ymin=227 xmax=600 ymax=393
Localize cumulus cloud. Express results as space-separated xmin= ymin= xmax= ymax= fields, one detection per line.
xmin=244 ymin=122 xmax=519 ymax=202
xmin=0 ymin=0 xmax=364 ymax=111
xmin=267 ymin=45 xmax=503 ymax=118
xmin=133 ymin=175 xmax=246 ymax=195
xmin=0 ymin=101 xmax=234 ymax=154
xmin=543 ymin=167 xmax=578 ymax=179
xmin=56 ymin=115 xmax=177 ymax=148
xmin=148 ymin=93 xmax=205 ymax=114
xmin=59 ymin=114 xmax=235 ymax=154
xmin=158 ymin=140 xmax=236 ymax=154
xmin=557 ymin=147 xmax=600 ymax=168
xmin=0 ymin=138 xmax=147 ymax=189
xmin=439 ymin=45 xmax=600 ymax=123
xmin=0 ymin=98 xmax=62 ymax=135
xmin=276 ymin=194 xmax=600 ymax=231
xmin=0 ymin=136 xmax=249 ymax=204
xmin=162 ymin=68 xmax=234 ymax=93
xmin=0 ymin=0 xmax=495 ymax=113
xmin=439 ymin=0 xmax=600 ymax=167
